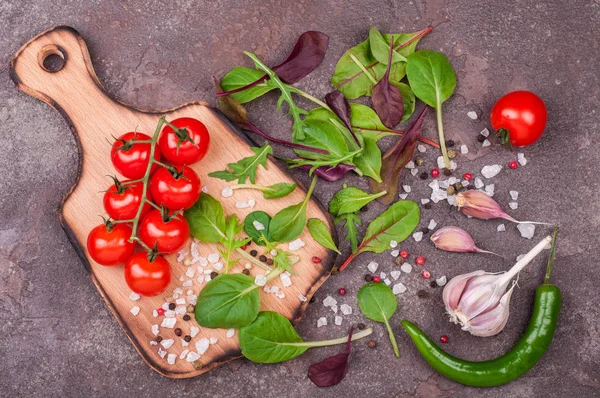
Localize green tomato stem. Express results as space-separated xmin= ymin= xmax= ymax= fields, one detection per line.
xmin=287 ymin=327 xmax=373 ymax=347
xmin=349 ymin=54 xmax=378 ymax=85
xmin=384 ymin=318 xmax=401 ymax=358
xmin=435 ymin=105 xmax=451 ymax=169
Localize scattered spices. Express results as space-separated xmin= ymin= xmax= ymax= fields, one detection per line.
xmin=175 ymin=328 xmax=183 ymax=337
xmin=430 ymin=281 xmax=438 ymax=288
xmin=419 ymin=171 xmax=429 ymax=180
xmin=330 ymin=268 xmax=340 ymax=276
xmin=416 ymin=256 xmax=425 ymax=265
xmin=360 ymin=205 xmax=369 ymax=213
xmin=415 ymin=157 xmax=425 ymax=166
xmin=395 ymin=256 xmax=405 ymax=265
xmin=443 ymin=169 xmax=452 ymax=176
xmin=423 ymin=202 xmax=432 ymax=210
xmin=431 ymin=168 xmax=440 ymax=178
xmin=364 ymin=274 xmax=373 ymax=282
xmin=168 ymin=303 xmax=176 ymax=310
xmin=184 ymin=335 xmax=192 ymax=342
xmin=242 ymin=269 xmax=250 ymax=275
xmin=210 ymin=271 xmax=219 ymax=279
xmin=463 ymin=173 xmax=473 ymax=181
xmin=477 ymin=134 xmax=487 ymax=143
xmin=187 ymin=305 xmax=195 ymax=313
xmin=454 ymin=182 xmax=463 ymax=192
xmin=357 ymin=323 xmax=366 ymax=330
xmin=372 ymin=276 xmax=381 ymax=283
xmin=440 ymin=335 xmax=449 ymax=343
xmin=250 ymin=250 xmax=258 ymax=257
xmin=422 ymin=270 xmax=431 ymax=279
xmin=338 ymin=288 xmax=347 ymax=296
xmin=447 ymin=149 xmax=457 ymax=159
xmin=183 ymin=314 xmax=191 ymax=321
xmin=446 ymin=186 xmax=455 ymax=196
xmin=445 ymin=140 xmax=455 ymax=147
xmin=367 ymin=340 xmax=377 ymax=348
xmin=156 ymin=336 xmax=163 ymax=343
xmin=509 ymin=161 xmax=518 ymax=169
xmin=310 ymin=296 xmax=316 ymax=304
xmin=312 ymin=256 xmax=322 ymax=264
xmin=192 ymin=361 xmax=203 ymax=370
xmin=259 ymin=255 xmax=267 ymax=262
xmin=420 ymin=227 xmax=430 ymax=235
xmin=266 ymin=258 xmax=274 ymax=266
xmin=400 ymin=250 xmax=409 ymax=258
xmin=157 ymin=308 xmax=165 ymax=316
xmin=417 ymin=289 xmax=430 ymax=298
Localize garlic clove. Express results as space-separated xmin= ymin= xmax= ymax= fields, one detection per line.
xmin=456 ymin=190 xmax=517 ymax=222
xmin=442 ymin=270 xmax=486 ymax=311
xmin=431 ymin=226 xmax=499 ymax=256
xmin=455 ymin=273 xmax=509 ymax=321
xmin=467 ymin=284 xmax=515 ymax=337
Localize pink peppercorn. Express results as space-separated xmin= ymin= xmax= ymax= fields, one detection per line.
xmin=372 ymin=276 xmax=381 ymax=283
xmin=157 ymin=308 xmax=165 ymax=316
xmin=400 ymin=250 xmax=409 ymax=259
xmin=416 ymin=256 xmax=425 ymax=265
xmin=440 ymin=335 xmax=449 ymax=343
xmin=338 ymin=288 xmax=347 ymax=296
xmin=312 ymin=256 xmax=321 ymax=264
xmin=422 ymin=270 xmax=431 ymax=279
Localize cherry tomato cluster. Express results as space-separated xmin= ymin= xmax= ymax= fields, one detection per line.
xmin=86 ymin=117 xmax=210 ymax=297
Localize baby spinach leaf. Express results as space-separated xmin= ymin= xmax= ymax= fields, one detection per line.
xmin=184 ymin=193 xmax=226 ymax=243
xmin=372 ymin=35 xmax=404 ymax=129
xmin=329 ymin=186 xmax=387 ymax=216
xmin=331 ymin=30 xmax=429 ymax=99
xmin=220 ymin=214 xmax=251 ymax=271
xmin=308 ymin=218 xmax=340 ymax=254
xmin=195 ymin=273 xmax=260 ymax=329
xmin=357 ymin=282 xmax=400 ymax=357
xmin=369 ymin=27 xmax=407 ymax=65
xmin=220 ymin=67 xmax=273 ymax=103
xmin=370 ymin=106 xmax=429 ymax=204
xmin=308 ymin=328 xmax=354 ymax=387
xmin=296 ymin=163 xmax=357 ymax=182
xmin=352 ymin=136 xmax=382 ymax=183
xmin=335 ymin=213 xmax=361 ymax=253
xmin=406 ymin=50 xmax=456 ymax=168
xmin=208 ymin=143 xmax=272 ymax=184
xmin=244 ymin=211 xmax=272 ymax=246
xmin=270 ymin=176 xmax=317 ymax=243
xmin=231 ymin=182 xmax=296 ymax=199
xmin=239 ymin=311 xmax=373 ymax=363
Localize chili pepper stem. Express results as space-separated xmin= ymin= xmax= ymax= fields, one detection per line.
xmin=497 ymin=235 xmax=553 ymax=287
xmin=288 ymin=327 xmax=373 ymax=347
xmin=544 ymin=226 xmax=559 ymax=284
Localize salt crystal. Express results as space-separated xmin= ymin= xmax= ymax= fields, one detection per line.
xmin=403 ymin=185 xmax=412 ymax=193
xmin=254 ymin=274 xmax=267 ymax=286
xmin=183 ymin=280 xmax=193 ymax=287
xmin=130 ymin=306 xmax=140 ymax=316
xmin=236 ymin=201 xmax=249 ymax=209
xmin=450 ymin=160 xmax=458 ymax=170
xmin=391 ymin=270 xmax=401 ymax=280
xmin=479 ymin=128 xmax=490 ymax=137
xmin=462 ymin=180 xmax=470 ymax=187
xmin=209 ymin=337 xmax=218 ymax=345
xmin=190 ymin=326 xmax=200 ymax=338
xmin=380 ymin=272 xmax=387 ymax=279
xmin=340 ymin=304 xmax=352 ymax=315
xmin=323 ymin=295 xmax=337 ymax=307
xmin=226 ymin=329 xmax=235 ymax=338
xmin=428 ymin=219 xmax=438 ymax=230
xmin=413 ymin=231 xmax=423 ymax=242
xmin=152 ymin=324 xmax=159 ymax=336
xmin=186 ymin=352 xmax=201 ymax=362
xmin=158 ymin=348 xmax=167 ymax=358
xmin=497 ymin=224 xmax=506 ymax=232
xmin=162 ymin=302 xmax=170 ymax=310
xmin=248 ymin=198 xmax=256 ymax=208
xmin=150 ymin=341 xmax=158 ymax=346
xmin=509 ymin=202 xmax=518 ymax=210
xmin=417 ymin=144 xmax=427 ymax=153
xmin=182 ymin=339 xmax=189 ymax=347
xmin=517 ymin=223 xmax=535 ymax=239
xmin=203 ymin=269 xmax=212 ymax=274
xmin=244 ymin=263 xmax=252 ymax=270
xmin=199 ymin=257 xmax=208 ymax=267
xmin=196 ymin=338 xmax=210 ymax=354
xmin=165 ymin=310 xmax=176 ymax=318
xmin=161 ymin=318 xmax=176 ymax=329
xmin=167 ymin=353 xmax=176 ymax=365
xmin=474 ymin=177 xmax=484 ymax=189
xmin=153 ymin=310 xmax=158 ymax=317
xmin=448 ymin=177 xmax=457 ymax=185
xmin=334 ymin=316 xmax=343 ymax=326
xmin=391 ymin=249 xmax=400 ymax=257
xmin=177 ymin=250 xmax=188 ymax=263
xmin=176 ymin=298 xmax=186 ymax=305
xmin=401 ymin=263 xmax=413 ymax=273
xmin=129 ymin=292 xmax=141 ymax=301
xmin=517 ymin=152 xmax=527 ymax=166
xmin=406 ymin=160 xmax=415 ymax=169
xmin=221 ymin=187 xmax=233 ymax=197
xmin=317 ymin=317 xmax=327 ymax=328
xmin=437 ymin=156 xmax=446 ymax=169
xmin=384 ymin=278 xmax=392 ymax=286
xmin=510 ymin=191 xmax=519 ymax=201
xmin=175 ymin=306 xmax=187 ymax=315
xmin=447 ymin=195 xmax=457 ymax=206
xmin=280 ymin=275 xmax=292 ymax=287
xmin=208 ymin=253 xmax=220 ymax=263
xmin=467 ymin=111 xmax=478 ymax=120
xmin=187 ymin=295 xmax=197 ymax=305
xmin=421 ymin=198 xmax=430 ymax=205
xmin=436 ymin=275 xmax=447 ymax=286
xmin=213 ymin=262 xmax=224 ymax=271
xmin=179 ymin=275 xmax=185 ymax=282
xmin=390 ymin=240 xmax=398 ymax=248
xmin=428 ymin=180 xmax=439 ymax=190
xmin=367 ymin=261 xmax=379 ymax=273
xmin=276 ymin=291 xmax=285 ymax=299
xmin=253 ymin=220 xmax=265 ymax=231
xmin=179 ymin=349 xmax=189 ymax=359
xmin=205 ymin=276 xmax=212 ymax=282
xmin=270 ymin=286 xmax=280 ymax=293
xmin=399 ymin=193 xmax=409 ymax=200
xmin=331 ymin=305 xmax=338 ymax=314
xmin=263 ymin=285 xmax=272 ymax=293
xmin=201 ymin=186 xmax=209 ymax=193
xmin=298 ymin=294 xmax=307 ymax=302
xmin=411 ymin=168 xmax=419 ymax=176
xmin=393 ymin=283 xmax=407 ymax=294
xmin=460 ymin=144 xmax=469 ymax=154
xmin=185 ymin=267 xmax=195 ymax=278
xmin=161 ymin=339 xmax=174 ymax=349
xmin=431 ymin=188 xmax=448 ymax=203
xmin=482 ymin=139 xmax=491 ymax=147
xmin=288 ymin=238 xmax=305 ymax=251
xmin=481 ymin=165 xmax=502 ymax=178
xmin=485 ymin=184 xmax=495 ymax=197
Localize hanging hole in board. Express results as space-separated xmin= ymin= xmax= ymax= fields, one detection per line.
xmin=38 ymin=44 xmax=67 ymax=73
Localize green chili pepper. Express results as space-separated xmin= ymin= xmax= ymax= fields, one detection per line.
xmin=402 ymin=227 xmax=561 ymax=387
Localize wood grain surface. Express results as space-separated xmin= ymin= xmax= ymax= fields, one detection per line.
xmin=10 ymin=26 xmax=337 ymax=378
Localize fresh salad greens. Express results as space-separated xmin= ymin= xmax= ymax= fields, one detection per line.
xmin=270 ymin=176 xmax=318 ymax=243
xmin=329 ymin=185 xmax=387 ymax=216
xmin=243 ymin=210 xmax=273 ymax=246
xmin=307 ymin=218 xmax=340 ymax=254
xmin=208 ymin=143 xmax=272 ymax=184
xmin=371 ymin=35 xmax=405 ymax=128
xmin=357 ymin=282 xmax=400 ymax=357
xmin=335 ymin=213 xmax=362 ymax=254
xmin=239 ymin=311 xmax=373 ymax=363
xmin=230 ymin=182 xmax=297 ymax=199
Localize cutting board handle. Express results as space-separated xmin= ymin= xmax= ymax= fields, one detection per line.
xmin=10 ymin=26 xmax=117 ymax=122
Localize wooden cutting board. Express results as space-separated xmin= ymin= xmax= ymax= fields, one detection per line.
xmin=10 ymin=26 xmax=337 ymax=378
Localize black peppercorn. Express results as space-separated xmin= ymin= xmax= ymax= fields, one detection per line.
xmin=174 ymin=328 xmax=182 ymax=337
xmin=454 ymin=182 xmax=463 ymax=192
xmin=421 ymin=227 xmax=430 ymax=235
xmin=156 ymin=336 xmax=163 ymax=343
xmin=168 ymin=303 xmax=176 ymax=310
xmin=357 ymin=322 xmax=366 ymax=330
xmin=242 ymin=269 xmax=250 ymax=275
xmin=477 ymin=134 xmax=486 ymax=143
xmin=423 ymin=202 xmax=432 ymax=210
xmin=430 ymin=281 xmax=438 ymax=288
xmin=250 ymin=250 xmax=258 ymax=257
xmin=259 ymin=255 xmax=267 ymax=262
xmin=364 ymin=274 xmax=373 ymax=282
xmin=443 ymin=169 xmax=452 ymax=176
xmin=183 ymin=314 xmax=191 ymax=321
xmin=184 ymin=335 xmax=192 ymax=342
xmin=417 ymin=290 xmax=429 ymax=299
xmin=266 ymin=258 xmax=274 ymax=266
xmin=419 ymin=171 xmax=429 ymax=180
xmin=210 ymin=271 xmax=219 ymax=279
xmin=445 ymin=139 xmax=455 ymax=147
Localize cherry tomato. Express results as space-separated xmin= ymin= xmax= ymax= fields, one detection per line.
xmin=111 ymin=132 xmax=161 ymax=179
xmin=86 ymin=223 xmax=135 ymax=266
xmin=124 ymin=252 xmax=171 ymax=296
xmin=103 ymin=180 xmax=151 ymax=220
xmin=150 ymin=166 xmax=201 ymax=210
xmin=158 ymin=118 xmax=209 ymax=165
xmin=490 ymin=91 xmax=547 ymax=147
xmin=139 ymin=210 xmax=190 ymax=253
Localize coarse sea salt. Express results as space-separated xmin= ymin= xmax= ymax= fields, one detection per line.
xmin=510 ymin=191 xmax=519 ymax=201
xmin=298 ymin=294 xmax=307 ymax=302
xmin=393 ymin=283 xmax=407 ymax=294
xmin=161 ymin=339 xmax=174 ymax=349
xmin=399 ymin=193 xmax=409 ymax=200
xmin=190 ymin=326 xmax=200 ymax=338
xmin=179 ymin=349 xmax=189 ymax=359
xmin=406 ymin=160 xmax=415 ymax=169
xmin=201 ymin=186 xmax=209 ymax=193
xmin=161 ymin=318 xmax=176 ymax=329
xmin=221 ymin=187 xmax=233 ymax=197
xmin=480 ymin=128 xmax=490 ymax=137
xmin=413 ymin=231 xmax=423 ymax=242
xmin=323 ymin=295 xmax=337 ymax=307
xmin=428 ymin=219 xmax=438 ymax=230
xmin=340 ymin=304 xmax=352 ymax=315
xmin=182 ymin=280 xmax=193 ymax=287
xmin=401 ymin=263 xmax=413 ymax=273
xmin=186 ymin=352 xmax=201 ymax=362
xmin=391 ymin=270 xmax=401 ymax=280
xmin=482 ymin=165 xmax=502 ymax=179
xmin=288 ymin=238 xmax=305 ymax=251
xmin=129 ymin=292 xmax=141 ymax=301
xmin=497 ymin=224 xmax=506 ymax=232
xmin=208 ymin=253 xmax=220 ymax=263
xmin=391 ymin=249 xmax=399 ymax=257
xmin=335 ymin=316 xmax=343 ymax=326
xmin=317 ymin=317 xmax=327 ymax=328
xmin=460 ymin=144 xmax=469 ymax=154
xmin=209 ymin=337 xmax=218 ymax=345
xmin=403 ymin=185 xmax=412 ymax=193
xmin=280 ymin=274 xmax=292 ymax=287
xmin=331 ymin=304 xmax=338 ymax=314
xmin=485 ymin=184 xmax=495 ymax=197
xmin=482 ymin=139 xmax=491 ymax=147
xmin=411 ymin=168 xmax=419 ymax=176
xmin=167 ymin=354 xmax=176 ymax=365
xmin=196 ymin=338 xmax=210 ymax=355
xmin=517 ymin=223 xmax=535 ymax=239
xmin=421 ymin=198 xmax=430 ymax=205
xmin=185 ymin=267 xmax=195 ymax=278
xmin=467 ymin=111 xmax=478 ymax=120
xmin=474 ymin=177 xmax=484 ymax=189
xmin=254 ymin=274 xmax=267 ymax=286
xmin=158 ymin=348 xmax=167 ymax=359
xmin=182 ymin=340 xmax=189 ymax=347
xmin=236 ymin=201 xmax=249 ymax=209
xmin=380 ymin=272 xmax=387 ymax=279
xmin=253 ymin=220 xmax=265 ymax=231
xmin=248 ymin=198 xmax=256 ymax=208
xmin=384 ymin=278 xmax=391 ymax=286
xmin=152 ymin=324 xmax=159 ymax=336
xmin=226 ymin=329 xmax=235 ymax=338
xmin=367 ymin=261 xmax=379 ymax=273
xmin=176 ymin=298 xmax=186 ymax=305
xmin=213 ymin=262 xmax=224 ymax=271
xmin=417 ymin=144 xmax=427 ymax=153
xmin=509 ymin=202 xmax=518 ymax=210
xmin=436 ymin=276 xmax=448 ymax=286
xmin=130 ymin=306 xmax=140 ymax=316
xmin=447 ymin=195 xmax=457 ymax=206
xmin=390 ymin=240 xmax=398 ymax=248
xmin=517 ymin=153 xmax=527 ymax=166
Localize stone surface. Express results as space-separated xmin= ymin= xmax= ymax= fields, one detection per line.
xmin=1 ymin=0 xmax=600 ymax=397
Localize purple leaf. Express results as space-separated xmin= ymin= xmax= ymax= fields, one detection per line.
xmin=371 ymin=36 xmax=404 ymax=129
xmin=308 ymin=328 xmax=354 ymax=387
xmin=246 ymin=122 xmax=328 ymax=155
xmin=325 ymin=90 xmax=360 ymax=146
xmin=297 ymin=164 xmax=356 ymax=182
xmin=273 ymin=31 xmax=329 ymax=84
xmin=370 ymin=106 xmax=429 ymax=204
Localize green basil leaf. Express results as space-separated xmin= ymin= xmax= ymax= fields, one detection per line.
xmin=307 ymin=218 xmax=340 ymax=254
xmin=220 ymin=66 xmax=273 ymax=103
xmin=357 ymin=282 xmax=397 ymax=323
xmin=239 ymin=311 xmax=308 ymax=363
xmin=184 ymin=193 xmax=226 ymax=243
xmin=195 ymin=274 xmax=260 ymax=329
xmin=262 ymin=182 xmax=297 ymax=199
xmin=335 ymin=213 xmax=361 ymax=253
xmin=369 ymin=27 xmax=407 ymax=65
xmin=208 ymin=143 xmax=272 ymax=184
xmin=359 ymin=200 xmax=420 ymax=254
xmin=243 ymin=211 xmax=272 ymax=246
xmin=331 ymin=32 xmax=424 ymax=99
xmin=352 ymin=137 xmax=382 ymax=183
xmin=406 ymin=50 xmax=456 ymax=109
xmin=329 ymin=186 xmax=386 ymax=216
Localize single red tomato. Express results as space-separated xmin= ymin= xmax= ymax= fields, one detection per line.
xmin=139 ymin=210 xmax=190 ymax=253
xmin=111 ymin=132 xmax=161 ymax=179
xmin=87 ymin=223 xmax=135 ymax=266
xmin=158 ymin=117 xmax=210 ymax=165
xmin=490 ymin=90 xmax=547 ymax=147
xmin=124 ymin=252 xmax=171 ymax=296
xmin=150 ymin=166 xmax=201 ymax=210
xmin=103 ymin=179 xmax=152 ymax=220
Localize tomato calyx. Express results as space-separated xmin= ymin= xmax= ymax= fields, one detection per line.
xmin=496 ymin=128 xmax=514 ymax=150
xmin=165 ymin=165 xmax=190 ymax=181
xmin=164 ymin=120 xmax=199 ymax=154
xmin=101 ymin=216 xmax=116 ymax=232
xmin=106 ymin=175 xmax=133 ymax=194
xmin=112 ymin=132 xmax=151 ymax=152
xmin=158 ymin=205 xmax=183 ymax=223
